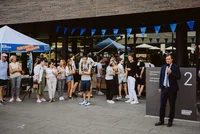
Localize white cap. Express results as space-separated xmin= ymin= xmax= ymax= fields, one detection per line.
xmin=1 ymin=53 xmax=8 ymax=57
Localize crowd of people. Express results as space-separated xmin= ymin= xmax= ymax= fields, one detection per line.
xmin=0 ymin=52 xmax=152 ymax=106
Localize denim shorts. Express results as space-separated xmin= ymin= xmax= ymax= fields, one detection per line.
xmin=66 ymin=76 xmax=74 ymax=82
xmin=81 ymin=80 xmax=91 ymax=92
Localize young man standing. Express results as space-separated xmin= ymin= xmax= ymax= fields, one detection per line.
xmin=0 ymin=53 xmax=8 ymax=105
xmin=79 ymin=56 xmax=92 ymax=106
xmin=125 ymin=53 xmax=139 ymax=104
xmin=96 ymin=58 xmax=104 ymax=95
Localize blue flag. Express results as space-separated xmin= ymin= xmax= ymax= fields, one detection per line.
xmin=164 ymin=38 xmax=168 ymax=43
xmin=191 ymin=37 xmax=195 ymax=43
xmin=101 ymin=29 xmax=106 ymax=37
xmin=71 ymin=28 xmax=76 ymax=35
xmin=187 ymin=21 xmax=195 ymax=31
xmin=80 ymin=28 xmax=86 ymax=36
xmin=91 ymin=29 xmax=96 ymax=37
xmin=113 ymin=29 xmax=119 ymax=37
xmin=173 ymin=38 xmax=176 ymax=43
xmin=149 ymin=38 xmax=152 ymax=43
xmin=64 ymin=28 xmax=68 ymax=35
xmin=170 ymin=24 xmax=177 ymax=34
xmin=154 ymin=26 xmax=161 ymax=35
xmin=56 ymin=26 xmax=61 ymax=33
xmin=156 ymin=38 xmax=160 ymax=43
xmin=126 ymin=28 xmax=132 ymax=37
xmin=140 ymin=27 xmax=147 ymax=37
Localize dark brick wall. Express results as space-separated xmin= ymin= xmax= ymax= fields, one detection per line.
xmin=0 ymin=0 xmax=200 ymax=25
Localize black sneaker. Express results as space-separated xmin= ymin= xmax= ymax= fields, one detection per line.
xmin=0 ymin=100 xmax=5 ymax=105
xmin=72 ymin=93 xmax=78 ymax=98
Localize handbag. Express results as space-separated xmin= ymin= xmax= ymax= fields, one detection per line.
xmin=33 ymin=75 xmax=39 ymax=89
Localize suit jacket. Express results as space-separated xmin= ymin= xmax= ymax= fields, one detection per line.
xmin=159 ymin=63 xmax=181 ymax=92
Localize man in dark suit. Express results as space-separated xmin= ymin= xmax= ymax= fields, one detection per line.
xmin=155 ymin=54 xmax=181 ymax=127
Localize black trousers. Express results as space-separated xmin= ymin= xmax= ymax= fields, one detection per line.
xmin=159 ymin=87 xmax=177 ymax=123
xmin=105 ymin=80 xmax=114 ymax=100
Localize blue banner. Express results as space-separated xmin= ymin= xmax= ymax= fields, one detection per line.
xmin=191 ymin=37 xmax=195 ymax=43
xmin=80 ymin=28 xmax=86 ymax=36
xmin=0 ymin=43 xmax=50 ymax=52
xmin=71 ymin=28 xmax=76 ymax=35
xmin=113 ymin=29 xmax=119 ymax=37
xmin=56 ymin=26 xmax=61 ymax=33
xmin=156 ymin=38 xmax=160 ymax=43
xmin=170 ymin=24 xmax=177 ymax=34
xmin=91 ymin=29 xmax=96 ymax=37
xmin=187 ymin=21 xmax=195 ymax=31
xmin=126 ymin=28 xmax=132 ymax=37
xmin=141 ymin=37 xmax=144 ymax=42
xmin=149 ymin=38 xmax=152 ymax=43
xmin=164 ymin=38 xmax=168 ymax=43
xmin=154 ymin=26 xmax=161 ymax=35
xmin=140 ymin=27 xmax=147 ymax=37
xmin=173 ymin=38 xmax=176 ymax=43
xmin=64 ymin=27 xmax=68 ymax=35
xmin=101 ymin=29 xmax=106 ymax=37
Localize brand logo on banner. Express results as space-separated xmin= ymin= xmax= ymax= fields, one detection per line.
xmin=149 ymin=38 xmax=152 ymax=43
xmin=56 ymin=26 xmax=61 ymax=33
xmin=126 ymin=28 xmax=132 ymax=37
xmin=140 ymin=27 xmax=147 ymax=37
xmin=101 ymin=29 xmax=106 ymax=37
xmin=154 ymin=26 xmax=161 ymax=35
xmin=187 ymin=21 xmax=195 ymax=31
xmin=80 ymin=28 xmax=86 ymax=36
xmin=113 ymin=29 xmax=119 ymax=37
xmin=170 ymin=24 xmax=177 ymax=34
xmin=71 ymin=28 xmax=76 ymax=35
xmin=91 ymin=29 xmax=96 ymax=37
xmin=164 ymin=38 xmax=168 ymax=43
xmin=64 ymin=28 xmax=68 ymax=35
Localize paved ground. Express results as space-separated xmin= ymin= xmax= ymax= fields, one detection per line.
xmin=0 ymin=93 xmax=200 ymax=134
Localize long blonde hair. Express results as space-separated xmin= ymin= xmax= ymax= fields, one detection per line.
xmin=60 ymin=59 xmax=66 ymax=68
xmin=67 ymin=59 xmax=72 ymax=70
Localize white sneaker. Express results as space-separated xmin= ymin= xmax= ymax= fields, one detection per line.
xmin=97 ymin=91 xmax=104 ymax=95
xmin=125 ymin=95 xmax=129 ymax=99
xmin=78 ymin=92 xmax=83 ymax=96
xmin=41 ymin=98 xmax=46 ymax=102
xmin=125 ymin=99 xmax=132 ymax=103
xmin=79 ymin=101 xmax=87 ymax=105
xmin=37 ymin=99 xmax=42 ymax=103
xmin=108 ymin=100 xmax=115 ymax=104
xmin=116 ymin=96 xmax=122 ymax=100
xmin=130 ymin=101 xmax=139 ymax=105
xmin=16 ymin=98 xmax=22 ymax=102
xmin=9 ymin=98 xmax=14 ymax=102
xmin=59 ymin=97 xmax=63 ymax=101
xmin=61 ymin=97 xmax=65 ymax=100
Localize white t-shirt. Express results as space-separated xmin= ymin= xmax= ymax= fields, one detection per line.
xmin=79 ymin=63 xmax=91 ymax=80
xmin=105 ymin=66 xmax=114 ymax=80
xmin=118 ymin=64 xmax=125 ymax=77
xmin=96 ymin=62 xmax=102 ymax=78
xmin=79 ymin=57 xmax=95 ymax=66
xmin=9 ymin=62 xmax=21 ymax=78
xmin=66 ymin=66 xmax=74 ymax=76
xmin=46 ymin=68 xmax=57 ymax=79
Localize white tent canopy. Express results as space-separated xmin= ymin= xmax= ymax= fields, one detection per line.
xmin=136 ymin=43 xmax=154 ymax=49
xmin=0 ymin=26 xmax=50 ymax=52
xmin=149 ymin=46 xmax=160 ymax=50
xmin=166 ymin=46 xmax=195 ymax=51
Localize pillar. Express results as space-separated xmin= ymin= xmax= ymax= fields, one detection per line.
xmin=176 ymin=26 xmax=188 ymax=67
xmin=72 ymin=38 xmax=77 ymax=55
xmin=62 ymin=35 xmax=68 ymax=61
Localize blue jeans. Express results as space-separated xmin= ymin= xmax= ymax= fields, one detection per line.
xmin=10 ymin=76 xmax=21 ymax=97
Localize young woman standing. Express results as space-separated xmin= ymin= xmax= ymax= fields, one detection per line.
xmin=33 ymin=58 xmax=47 ymax=103
xmin=57 ymin=60 xmax=66 ymax=100
xmin=9 ymin=55 xmax=22 ymax=102
xmin=46 ymin=62 xmax=58 ymax=102
xmin=117 ymin=58 xmax=129 ymax=100
xmin=66 ymin=59 xmax=75 ymax=99
xmin=105 ymin=61 xmax=116 ymax=104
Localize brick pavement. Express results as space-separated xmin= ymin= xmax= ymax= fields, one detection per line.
xmin=0 ymin=93 xmax=199 ymax=134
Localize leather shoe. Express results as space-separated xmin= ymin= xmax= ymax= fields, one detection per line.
xmin=155 ymin=121 xmax=164 ymax=126
xmin=167 ymin=122 xmax=173 ymax=127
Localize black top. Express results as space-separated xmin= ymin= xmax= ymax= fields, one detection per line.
xmin=127 ymin=61 xmax=137 ymax=77
xmin=137 ymin=62 xmax=145 ymax=75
